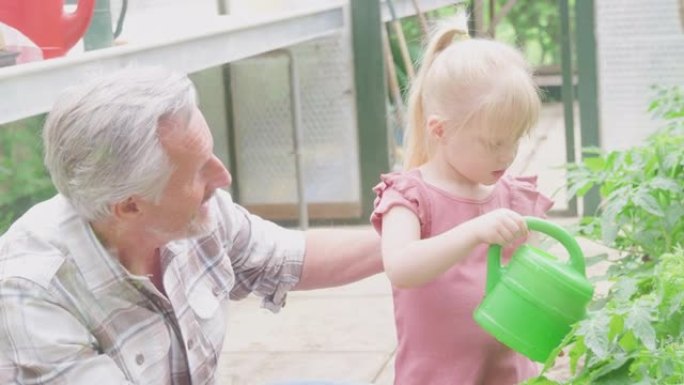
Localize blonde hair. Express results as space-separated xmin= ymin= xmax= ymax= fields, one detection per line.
xmin=403 ymin=22 xmax=541 ymax=170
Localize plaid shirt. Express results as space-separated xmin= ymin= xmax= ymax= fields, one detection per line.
xmin=0 ymin=190 xmax=305 ymax=384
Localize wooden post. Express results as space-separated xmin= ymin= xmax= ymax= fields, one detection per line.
xmin=575 ymin=0 xmax=601 ymax=216
xmin=560 ymin=0 xmax=577 ymax=216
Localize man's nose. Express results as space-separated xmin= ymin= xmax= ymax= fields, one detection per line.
xmin=209 ymin=155 xmax=232 ymax=189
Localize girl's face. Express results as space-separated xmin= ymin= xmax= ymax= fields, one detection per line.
xmin=435 ymin=121 xmax=520 ymax=186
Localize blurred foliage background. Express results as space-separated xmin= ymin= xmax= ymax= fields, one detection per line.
xmin=0 ymin=115 xmax=56 ymax=234
xmin=387 ymin=0 xmax=568 ymax=99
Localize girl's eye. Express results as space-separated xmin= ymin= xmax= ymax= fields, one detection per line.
xmin=490 ymin=139 xmax=519 ymax=148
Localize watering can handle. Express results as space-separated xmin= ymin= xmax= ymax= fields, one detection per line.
xmin=485 ymin=216 xmax=586 ymax=294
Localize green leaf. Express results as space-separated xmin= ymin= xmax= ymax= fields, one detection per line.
xmin=608 ymin=314 xmax=624 ymax=342
xmin=612 ymin=278 xmax=639 ymax=303
xmin=578 ymin=313 xmax=611 ymax=359
xmin=662 ymin=152 xmax=681 ymax=172
xmin=626 ymin=377 xmax=654 ymax=385
xmin=618 ymin=330 xmax=639 ymax=352
xmin=664 ymin=204 xmax=684 ymax=229
xmin=519 ymin=376 xmax=561 ymax=385
xmin=578 ymin=182 xmax=597 ymax=198
xmin=600 ymin=198 xmax=626 ymax=246
xmin=667 ymin=292 xmax=684 ymax=317
xmin=605 ymin=151 xmax=619 ymax=170
xmin=625 ymin=301 xmax=657 ymax=351
xmin=582 ymin=147 xmax=603 ymax=156
xmin=632 ymin=190 xmax=665 ymax=217
xmin=591 ymin=354 xmax=632 ymax=384
xmin=649 ymin=176 xmax=681 ymax=193
xmin=569 ymin=336 xmax=588 ymax=374
xmin=585 ymin=156 xmax=607 ymax=172
xmin=541 ymin=323 xmax=582 ymax=371
xmin=567 ymin=180 xmax=594 ymax=199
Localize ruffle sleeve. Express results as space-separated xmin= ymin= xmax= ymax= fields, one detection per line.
xmin=370 ymin=172 xmax=431 ymax=236
xmin=504 ymin=175 xmax=554 ymax=218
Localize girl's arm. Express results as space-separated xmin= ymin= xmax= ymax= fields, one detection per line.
xmin=381 ymin=207 xmax=528 ymax=288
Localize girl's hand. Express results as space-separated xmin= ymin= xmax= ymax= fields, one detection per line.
xmin=466 ymin=208 xmax=528 ymax=246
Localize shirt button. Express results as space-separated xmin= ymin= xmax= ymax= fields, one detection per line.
xmin=212 ymin=286 xmax=222 ymax=296
xmin=135 ymin=353 xmax=145 ymax=365
xmin=187 ymin=339 xmax=195 ymax=350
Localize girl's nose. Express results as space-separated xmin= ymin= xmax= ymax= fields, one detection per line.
xmin=498 ymin=145 xmax=518 ymax=166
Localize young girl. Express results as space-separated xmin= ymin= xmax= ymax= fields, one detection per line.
xmin=371 ymin=21 xmax=554 ymax=385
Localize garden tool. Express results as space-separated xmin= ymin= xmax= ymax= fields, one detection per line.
xmin=474 ymin=217 xmax=594 ymax=362
xmin=0 ymin=0 xmax=95 ymax=59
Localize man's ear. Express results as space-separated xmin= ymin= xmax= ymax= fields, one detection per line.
xmin=427 ymin=115 xmax=446 ymax=141
xmin=112 ymin=197 xmax=142 ymax=220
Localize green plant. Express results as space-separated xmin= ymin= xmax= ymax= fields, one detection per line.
xmin=566 ymin=87 xmax=684 ymax=264
xmin=526 ymin=249 xmax=684 ymax=385
xmin=521 ymin=87 xmax=684 ymax=384
xmin=494 ymin=0 xmax=564 ymax=67
xmin=0 ymin=115 xmax=55 ymax=234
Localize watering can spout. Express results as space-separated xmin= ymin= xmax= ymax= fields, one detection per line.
xmin=63 ymin=0 xmax=96 ymax=52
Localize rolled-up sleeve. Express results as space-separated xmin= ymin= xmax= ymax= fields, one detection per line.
xmin=214 ymin=190 xmax=305 ymax=312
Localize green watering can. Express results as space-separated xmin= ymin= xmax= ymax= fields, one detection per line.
xmin=473 ymin=217 xmax=594 ymax=363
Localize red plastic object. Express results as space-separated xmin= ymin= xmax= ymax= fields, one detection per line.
xmin=0 ymin=0 xmax=95 ymax=59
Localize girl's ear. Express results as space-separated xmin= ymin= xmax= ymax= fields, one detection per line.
xmin=427 ymin=115 xmax=446 ymax=141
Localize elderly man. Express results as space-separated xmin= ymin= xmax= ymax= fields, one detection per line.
xmin=0 ymin=67 xmax=382 ymax=384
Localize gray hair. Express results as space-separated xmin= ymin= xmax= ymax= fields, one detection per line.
xmin=43 ymin=66 xmax=198 ymax=221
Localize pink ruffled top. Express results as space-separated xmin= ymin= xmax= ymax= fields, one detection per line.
xmin=371 ymin=169 xmax=554 ymax=385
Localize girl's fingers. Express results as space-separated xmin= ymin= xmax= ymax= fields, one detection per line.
xmin=499 ymin=212 xmax=528 ymax=243
xmin=505 ymin=211 xmax=528 ymax=238
xmin=503 ymin=215 xmax=521 ymax=239
xmin=497 ymin=223 xmax=516 ymax=244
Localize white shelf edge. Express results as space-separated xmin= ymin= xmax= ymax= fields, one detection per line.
xmin=0 ymin=0 xmax=462 ymax=125
xmin=0 ymin=5 xmax=344 ymax=125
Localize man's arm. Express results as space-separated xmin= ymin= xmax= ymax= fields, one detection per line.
xmin=295 ymin=227 xmax=383 ymax=290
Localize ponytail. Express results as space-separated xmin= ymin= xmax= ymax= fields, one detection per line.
xmin=403 ymin=24 xmax=469 ymax=170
